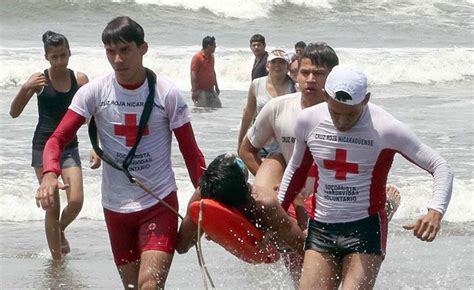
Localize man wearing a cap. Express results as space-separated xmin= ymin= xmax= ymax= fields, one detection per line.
xmin=277 ymin=64 xmax=454 ymax=289
xmin=239 ymin=45 xmax=401 ymax=285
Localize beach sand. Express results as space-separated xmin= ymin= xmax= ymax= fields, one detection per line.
xmin=1 ymin=219 xmax=472 ymax=289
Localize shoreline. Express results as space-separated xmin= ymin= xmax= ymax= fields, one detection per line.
xmin=1 ymin=219 xmax=472 ymax=288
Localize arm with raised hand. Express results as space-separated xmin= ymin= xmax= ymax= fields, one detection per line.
xmin=10 ymin=72 xmax=47 ymax=118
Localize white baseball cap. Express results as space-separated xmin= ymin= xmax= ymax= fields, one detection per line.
xmin=267 ymin=49 xmax=290 ymax=64
xmin=324 ymin=64 xmax=368 ymax=105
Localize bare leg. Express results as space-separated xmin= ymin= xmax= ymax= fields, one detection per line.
xmin=45 ymin=196 xmax=62 ymax=260
xmin=59 ymin=166 xmax=84 ymax=254
xmin=60 ymin=232 xmax=70 ymax=255
xmin=299 ymin=250 xmax=342 ymax=290
xmin=34 ymin=167 xmax=62 ymax=260
xmin=341 ymin=253 xmax=383 ymax=290
xmin=139 ymin=250 xmax=174 ymax=289
xmin=117 ymin=260 xmax=140 ymax=289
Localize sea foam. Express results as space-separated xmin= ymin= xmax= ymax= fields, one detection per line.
xmin=1 ymin=46 xmax=472 ymax=91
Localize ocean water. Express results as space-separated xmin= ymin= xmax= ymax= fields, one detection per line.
xmin=0 ymin=0 xmax=473 ymax=288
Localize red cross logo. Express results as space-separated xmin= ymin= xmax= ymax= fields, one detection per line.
xmin=114 ymin=113 xmax=149 ymax=147
xmin=323 ymin=149 xmax=359 ymax=180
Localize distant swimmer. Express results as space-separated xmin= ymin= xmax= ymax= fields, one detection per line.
xmin=9 ymin=30 xmax=96 ymax=260
xmin=249 ymin=34 xmax=268 ymax=80
xmin=36 ymin=16 xmax=205 ymax=289
xmin=190 ymin=36 xmax=221 ymax=107
xmin=278 ymin=64 xmax=454 ymax=289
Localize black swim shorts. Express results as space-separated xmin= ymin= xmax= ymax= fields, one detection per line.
xmin=305 ymin=213 xmax=387 ymax=257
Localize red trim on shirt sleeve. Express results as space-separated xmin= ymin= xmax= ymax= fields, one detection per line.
xmin=173 ymin=122 xmax=206 ymax=188
xmin=281 ymin=147 xmax=314 ymax=211
xmin=43 ymin=110 xmax=85 ymax=177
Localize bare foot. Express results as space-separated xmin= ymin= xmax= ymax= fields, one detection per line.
xmin=61 ymin=232 xmax=70 ymax=255
xmin=385 ymin=184 xmax=401 ymax=221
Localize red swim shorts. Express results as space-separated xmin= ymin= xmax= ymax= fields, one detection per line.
xmin=103 ymin=192 xmax=179 ymax=266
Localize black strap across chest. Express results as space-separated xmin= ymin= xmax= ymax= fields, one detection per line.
xmin=88 ymin=68 xmax=157 ymax=183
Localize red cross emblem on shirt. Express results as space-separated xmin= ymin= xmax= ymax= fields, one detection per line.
xmin=114 ymin=113 xmax=149 ymax=147
xmin=323 ymin=149 xmax=359 ymax=180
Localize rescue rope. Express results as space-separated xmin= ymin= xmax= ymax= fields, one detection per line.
xmin=196 ymin=199 xmax=216 ymax=289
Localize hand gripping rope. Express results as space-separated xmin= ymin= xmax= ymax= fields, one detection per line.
xmin=88 ymin=68 xmax=215 ymax=289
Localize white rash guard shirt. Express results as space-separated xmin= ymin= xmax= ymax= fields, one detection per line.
xmin=247 ymin=92 xmax=301 ymax=162
xmin=246 ymin=92 xmax=318 ymax=196
xmin=70 ymin=73 xmax=190 ymax=213
xmin=278 ymin=102 xmax=453 ymax=223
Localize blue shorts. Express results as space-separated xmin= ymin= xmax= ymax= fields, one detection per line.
xmin=31 ymin=147 xmax=81 ymax=168
xmin=305 ymin=213 xmax=387 ymax=257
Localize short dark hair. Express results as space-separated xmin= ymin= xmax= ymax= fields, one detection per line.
xmin=295 ymin=41 xmax=306 ymax=49
xmin=200 ymin=153 xmax=250 ymax=208
xmin=300 ymin=42 xmax=339 ymax=70
xmin=42 ymin=31 xmax=69 ymax=53
xmin=202 ymin=36 xmax=216 ymax=49
xmin=250 ymin=34 xmax=265 ymax=45
xmin=102 ymin=16 xmax=145 ymax=46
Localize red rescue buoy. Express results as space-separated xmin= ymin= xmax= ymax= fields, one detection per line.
xmin=189 ymin=199 xmax=280 ymax=264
